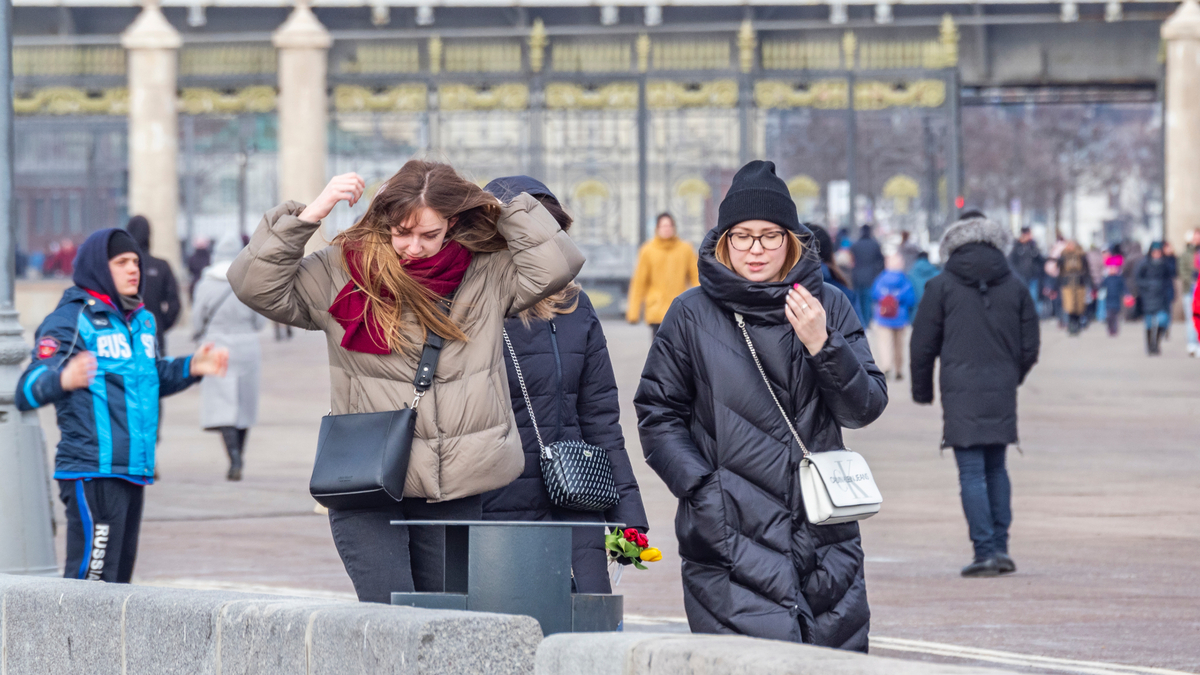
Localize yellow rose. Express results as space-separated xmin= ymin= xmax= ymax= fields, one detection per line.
xmin=639 ymin=547 xmax=663 ymax=562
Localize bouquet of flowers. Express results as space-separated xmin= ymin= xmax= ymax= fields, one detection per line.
xmin=605 ymin=528 xmax=662 ymax=570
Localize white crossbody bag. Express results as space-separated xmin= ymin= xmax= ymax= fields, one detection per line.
xmin=735 ymin=313 xmax=882 ymax=526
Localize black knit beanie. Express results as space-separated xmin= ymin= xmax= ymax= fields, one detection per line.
xmin=716 ymin=160 xmax=801 ymax=235
xmin=107 ymin=230 xmax=140 ymax=260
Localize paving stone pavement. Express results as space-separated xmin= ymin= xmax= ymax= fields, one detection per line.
xmin=33 ymin=316 xmax=1199 ymax=673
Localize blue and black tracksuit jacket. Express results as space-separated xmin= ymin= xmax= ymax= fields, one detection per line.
xmin=17 ymin=286 xmax=199 ymax=483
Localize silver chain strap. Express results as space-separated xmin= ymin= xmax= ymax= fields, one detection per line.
xmin=735 ymin=313 xmax=811 ymax=460
xmin=502 ymin=329 xmax=551 ymax=459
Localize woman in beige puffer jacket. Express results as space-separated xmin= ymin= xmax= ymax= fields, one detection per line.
xmin=228 ymin=161 xmax=584 ymax=602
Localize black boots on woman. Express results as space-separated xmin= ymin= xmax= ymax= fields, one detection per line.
xmin=217 ymin=426 xmax=248 ymax=481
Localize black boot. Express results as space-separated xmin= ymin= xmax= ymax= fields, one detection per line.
xmin=961 ymin=557 xmax=1001 ymax=578
xmin=220 ymin=427 xmax=243 ymax=481
xmin=1147 ymin=329 xmax=1157 ymax=355
xmin=1156 ymin=327 xmax=1167 ymax=354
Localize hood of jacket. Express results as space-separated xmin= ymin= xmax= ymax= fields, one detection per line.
xmin=71 ymin=228 xmax=144 ymax=308
xmin=940 ymin=216 xmax=1012 ymax=261
xmin=697 ymin=225 xmax=822 ymax=325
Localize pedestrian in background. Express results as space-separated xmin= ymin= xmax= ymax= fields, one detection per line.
xmin=1136 ymin=243 xmax=1173 ymax=356
xmin=1101 ymin=264 xmax=1126 ymax=337
xmin=186 ymin=237 xmax=211 ymax=301
xmin=1163 ymin=242 xmax=1179 ymax=340
xmin=898 ymin=230 xmax=922 ymax=272
xmin=808 ymin=224 xmax=857 ymax=313
xmin=910 ymin=213 xmax=1039 ymax=578
xmin=1058 ymin=240 xmax=1091 ymax=336
xmin=850 ymin=224 xmax=885 ymax=327
xmin=193 ymin=234 xmax=264 ymax=482
xmin=1181 ymin=230 xmax=1199 ymax=356
xmin=1008 ymin=227 xmax=1044 ymax=314
xmin=636 ymin=161 xmax=887 ymax=651
xmin=871 ymin=254 xmax=916 ymax=381
xmin=480 ymin=176 xmax=648 ymax=594
xmin=230 ymin=161 xmax=583 ymax=604
xmin=126 ymin=216 xmax=181 ymax=355
xmin=16 ymin=228 xmax=227 ymax=583
xmin=908 ymin=251 xmax=940 ymax=307
xmin=626 ymin=212 xmax=698 ymax=339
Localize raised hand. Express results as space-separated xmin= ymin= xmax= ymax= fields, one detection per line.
xmin=190 ymin=343 xmax=230 ymax=378
xmin=60 ymin=352 xmax=97 ymax=391
xmin=785 ymin=283 xmax=829 ymax=355
xmin=298 ymin=173 xmax=367 ymax=224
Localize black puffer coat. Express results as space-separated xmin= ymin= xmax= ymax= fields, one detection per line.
xmin=634 ymin=228 xmax=888 ymax=651
xmin=910 ymin=218 xmax=1040 ymax=448
xmin=1135 ymin=256 xmax=1174 ymax=315
xmin=482 ymin=292 xmax=648 ymax=593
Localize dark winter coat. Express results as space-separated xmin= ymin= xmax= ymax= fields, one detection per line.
xmin=127 ymin=221 xmax=181 ymax=352
xmin=910 ymin=218 xmax=1039 ymax=449
xmin=1102 ymin=275 xmax=1127 ymax=312
xmin=634 ymin=228 xmax=888 ymax=651
xmin=1135 ymin=256 xmax=1174 ymax=315
xmin=1008 ymin=239 xmax=1044 ymax=285
xmin=850 ymin=235 xmax=885 ymax=290
xmin=482 ymin=292 xmax=648 ymax=594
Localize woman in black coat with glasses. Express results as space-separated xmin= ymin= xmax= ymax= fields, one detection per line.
xmin=635 ymin=161 xmax=887 ymax=651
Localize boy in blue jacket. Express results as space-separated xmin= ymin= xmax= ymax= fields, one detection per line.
xmin=871 ymin=253 xmax=917 ymax=380
xmin=17 ymin=228 xmax=228 ymax=583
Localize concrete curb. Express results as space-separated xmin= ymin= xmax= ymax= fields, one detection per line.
xmin=0 ymin=574 xmax=542 ymax=675
xmin=535 ymin=633 xmax=1022 ymax=675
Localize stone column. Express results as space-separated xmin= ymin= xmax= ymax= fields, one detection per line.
xmin=121 ymin=0 xmax=182 ymax=272
xmin=273 ymin=1 xmax=331 ymax=250
xmin=1163 ymin=0 xmax=1200 ymax=252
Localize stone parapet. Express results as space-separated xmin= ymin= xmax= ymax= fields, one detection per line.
xmin=535 ymin=633 xmax=1021 ymax=675
xmin=0 ymin=574 xmax=542 ymax=675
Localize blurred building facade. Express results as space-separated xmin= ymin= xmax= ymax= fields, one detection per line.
xmin=10 ymin=0 xmax=1178 ymax=279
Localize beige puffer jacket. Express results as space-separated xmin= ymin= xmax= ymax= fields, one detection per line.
xmin=228 ymin=194 xmax=585 ymax=502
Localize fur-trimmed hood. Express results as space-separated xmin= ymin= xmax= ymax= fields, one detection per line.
xmin=939 ymin=216 xmax=1012 ymax=261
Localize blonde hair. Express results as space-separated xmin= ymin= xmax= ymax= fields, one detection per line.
xmin=333 ymin=160 xmax=506 ymax=353
xmin=714 ymin=229 xmax=805 ymax=281
xmin=516 ymin=283 xmax=582 ymax=326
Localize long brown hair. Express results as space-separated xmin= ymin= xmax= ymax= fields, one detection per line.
xmin=333 ymin=160 xmax=506 ymax=352
xmin=517 ymin=195 xmax=580 ymax=326
xmin=714 ymin=228 xmax=805 ymax=281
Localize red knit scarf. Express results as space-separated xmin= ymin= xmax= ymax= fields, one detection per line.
xmin=329 ymin=241 xmax=473 ymax=354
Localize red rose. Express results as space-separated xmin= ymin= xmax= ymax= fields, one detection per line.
xmin=636 ymin=533 xmax=649 ymax=547
xmin=624 ymin=528 xmax=638 ymax=542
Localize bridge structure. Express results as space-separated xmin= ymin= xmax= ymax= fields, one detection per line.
xmin=5 ymin=0 xmax=1194 ymax=281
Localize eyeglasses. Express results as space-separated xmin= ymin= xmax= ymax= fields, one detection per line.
xmin=727 ymin=231 xmax=786 ymax=251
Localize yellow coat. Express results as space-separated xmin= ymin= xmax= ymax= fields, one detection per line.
xmin=626 ymin=236 xmax=699 ymax=325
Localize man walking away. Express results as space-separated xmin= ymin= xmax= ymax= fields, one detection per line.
xmin=1136 ymin=243 xmax=1173 ymax=356
xmin=126 ymin=217 xmax=181 ymax=355
xmin=16 ymin=228 xmax=227 ymax=582
xmin=871 ymin=254 xmax=916 ymax=380
xmin=850 ymin=225 xmax=885 ymax=327
xmin=626 ymin=212 xmax=699 ymax=338
xmin=910 ymin=213 xmax=1039 ymax=579
xmin=898 ymin=230 xmax=922 ymax=272
xmin=1008 ymin=227 xmax=1044 ymax=314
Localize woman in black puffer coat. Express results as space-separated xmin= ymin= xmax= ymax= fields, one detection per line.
xmin=635 ymin=161 xmax=887 ymax=651
xmin=482 ymin=176 xmax=648 ymax=594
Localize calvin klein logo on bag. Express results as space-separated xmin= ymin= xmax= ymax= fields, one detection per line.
xmin=830 ymin=460 xmax=872 ymax=499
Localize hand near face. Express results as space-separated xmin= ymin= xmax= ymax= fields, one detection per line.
xmin=298 ymin=173 xmax=366 ymax=224
xmin=785 ymin=284 xmax=829 ymax=355
xmin=190 ymin=343 xmax=230 ymax=378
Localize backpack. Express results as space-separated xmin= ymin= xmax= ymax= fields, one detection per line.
xmin=879 ymin=293 xmax=899 ymax=319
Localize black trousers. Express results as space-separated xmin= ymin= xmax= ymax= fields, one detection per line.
xmin=59 ymin=478 xmax=145 ymax=583
xmin=328 ymin=495 xmax=482 ymax=604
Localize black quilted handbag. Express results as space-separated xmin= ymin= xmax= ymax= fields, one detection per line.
xmin=503 ymin=329 xmax=620 ymax=512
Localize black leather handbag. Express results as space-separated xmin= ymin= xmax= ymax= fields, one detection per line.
xmin=309 ymin=332 xmax=444 ymax=510
xmin=502 ymin=329 xmax=619 ymax=512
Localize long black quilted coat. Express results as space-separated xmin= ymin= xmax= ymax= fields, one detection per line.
xmin=634 ymin=228 xmax=888 ymax=651
xmin=482 ymin=292 xmax=649 ymax=593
